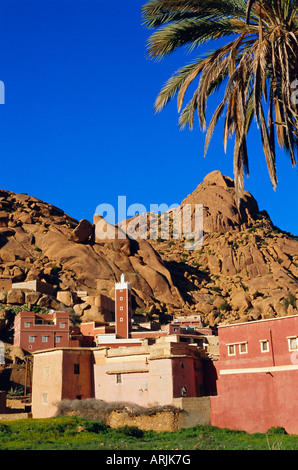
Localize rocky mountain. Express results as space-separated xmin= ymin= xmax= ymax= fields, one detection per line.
xmin=0 ymin=170 xmax=297 ymax=334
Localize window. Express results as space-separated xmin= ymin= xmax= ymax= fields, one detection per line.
xmin=120 ymin=297 xmax=123 ymax=301
xmin=119 ymin=318 xmax=124 ymax=322
xmin=74 ymin=364 xmax=80 ymax=375
xmin=54 ymin=336 xmax=61 ymax=343
xmin=42 ymin=392 xmax=48 ymax=404
xmin=120 ymin=306 xmax=123 ymax=311
xmin=260 ymin=340 xmax=269 ymax=352
xmin=42 ymin=336 xmax=48 ymax=343
xmin=60 ymin=322 xmax=66 ymax=328
xmin=227 ymin=344 xmax=236 ymax=356
xmin=288 ymin=337 xmax=298 ymax=351
xmin=24 ymin=322 xmax=30 ymax=328
xmin=239 ymin=343 xmax=248 ymax=354
xmin=29 ymin=336 xmax=35 ymax=343
xmin=116 ymin=374 xmax=122 ymax=384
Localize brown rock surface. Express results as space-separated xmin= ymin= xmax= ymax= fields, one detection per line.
xmin=0 ymin=171 xmax=296 ymax=332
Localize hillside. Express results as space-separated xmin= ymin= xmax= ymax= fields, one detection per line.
xmin=0 ymin=170 xmax=297 ymax=336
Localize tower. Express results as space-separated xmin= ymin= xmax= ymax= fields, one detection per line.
xmin=115 ymin=273 xmax=132 ymax=339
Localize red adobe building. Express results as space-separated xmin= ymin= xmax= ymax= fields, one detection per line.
xmin=14 ymin=311 xmax=71 ymax=353
xmin=210 ymin=314 xmax=298 ymax=434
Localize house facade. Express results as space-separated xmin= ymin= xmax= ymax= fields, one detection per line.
xmin=31 ymin=348 xmax=94 ymax=418
xmin=14 ymin=311 xmax=70 ymax=353
xmin=93 ymin=341 xmax=204 ymax=407
xmin=31 ymin=340 xmax=205 ymax=418
xmin=211 ymin=314 xmax=298 ymax=434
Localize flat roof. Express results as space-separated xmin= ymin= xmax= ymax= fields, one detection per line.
xmin=218 ymin=314 xmax=298 ymax=329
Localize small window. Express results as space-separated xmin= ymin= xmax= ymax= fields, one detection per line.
xmin=42 ymin=336 xmax=48 ymax=343
xmin=116 ymin=374 xmax=122 ymax=384
xmin=260 ymin=340 xmax=269 ymax=352
xmin=239 ymin=343 xmax=247 ymax=354
xmin=24 ymin=322 xmax=30 ymax=328
xmin=54 ymin=336 xmax=61 ymax=343
xmin=288 ymin=337 xmax=298 ymax=351
xmin=228 ymin=344 xmax=236 ymax=356
xmin=29 ymin=336 xmax=35 ymax=343
xmin=181 ymin=361 xmax=186 ymax=368
xmin=119 ymin=317 xmax=124 ymax=322
xmin=60 ymin=322 xmax=66 ymax=328
xmin=42 ymin=392 xmax=48 ymax=404
xmin=120 ymin=297 xmax=123 ymax=301
xmin=120 ymin=306 xmax=123 ymax=311
xmin=74 ymin=363 xmax=80 ymax=375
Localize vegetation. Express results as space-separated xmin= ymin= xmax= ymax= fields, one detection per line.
xmin=0 ymin=417 xmax=297 ymax=450
xmin=142 ymin=0 xmax=298 ymax=204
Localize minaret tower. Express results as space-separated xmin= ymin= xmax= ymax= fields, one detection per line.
xmin=115 ymin=273 xmax=132 ymax=339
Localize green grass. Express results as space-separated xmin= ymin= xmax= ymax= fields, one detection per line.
xmin=0 ymin=417 xmax=297 ymax=450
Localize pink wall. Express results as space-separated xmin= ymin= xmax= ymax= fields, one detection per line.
xmin=210 ymin=315 xmax=298 ymax=434
xmin=94 ymin=359 xmax=150 ymax=407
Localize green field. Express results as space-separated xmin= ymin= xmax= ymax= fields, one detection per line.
xmin=0 ymin=416 xmax=297 ymax=450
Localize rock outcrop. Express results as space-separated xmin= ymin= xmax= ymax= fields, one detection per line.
xmin=0 ymin=171 xmax=296 ymax=331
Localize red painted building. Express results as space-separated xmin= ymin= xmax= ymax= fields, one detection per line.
xmin=211 ymin=315 xmax=298 ymax=434
xmin=115 ymin=274 xmax=132 ymax=339
xmin=14 ymin=311 xmax=70 ymax=353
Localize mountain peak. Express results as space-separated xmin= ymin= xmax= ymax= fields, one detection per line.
xmin=182 ymin=171 xmax=260 ymax=233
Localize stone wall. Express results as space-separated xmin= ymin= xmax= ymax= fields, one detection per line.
xmin=105 ymin=398 xmax=211 ymax=432
xmin=173 ymin=397 xmax=211 ymax=428
xmin=106 ymin=410 xmax=182 ymax=433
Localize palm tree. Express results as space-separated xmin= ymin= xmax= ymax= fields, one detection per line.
xmin=142 ymin=0 xmax=298 ymax=204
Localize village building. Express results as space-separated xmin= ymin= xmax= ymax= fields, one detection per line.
xmin=15 ymin=271 xmax=298 ymax=435
xmin=31 ymin=339 xmax=206 ymax=419
xmin=14 ymin=311 xmax=72 ymax=353
xmin=210 ymin=314 xmax=298 ymax=434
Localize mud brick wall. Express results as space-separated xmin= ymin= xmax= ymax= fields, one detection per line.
xmin=173 ymin=397 xmax=211 ymax=428
xmin=106 ymin=410 xmax=182 ymax=433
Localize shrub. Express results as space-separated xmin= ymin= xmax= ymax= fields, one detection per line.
xmin=0 ymin=423 xmax=11 ymax=435
xmin=84 ymin=421 xmax=109 ymax=434
xmin=284 ymin=293 xmax=297 ymax=310
xmin=117 ymin=425 xmax=144 ymax=439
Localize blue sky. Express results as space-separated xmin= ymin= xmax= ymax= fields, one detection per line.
xmin=0 ymin=0 xmax=297 ymax=235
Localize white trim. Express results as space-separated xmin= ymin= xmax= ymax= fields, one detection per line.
xmin=220 ymin=364 xmax=298 ymax=375
xmin=227 ymin=344 xmax=236 ymax=356
xmin=218 ymin=314 xmax=298 ymax=329
xmin=260 ymin=340 xmax=270 ymax=353
xmin=288 ymin=337 xmax=298 ymax=351
xmin=239 ymin=343 xmax=248 ymax=354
